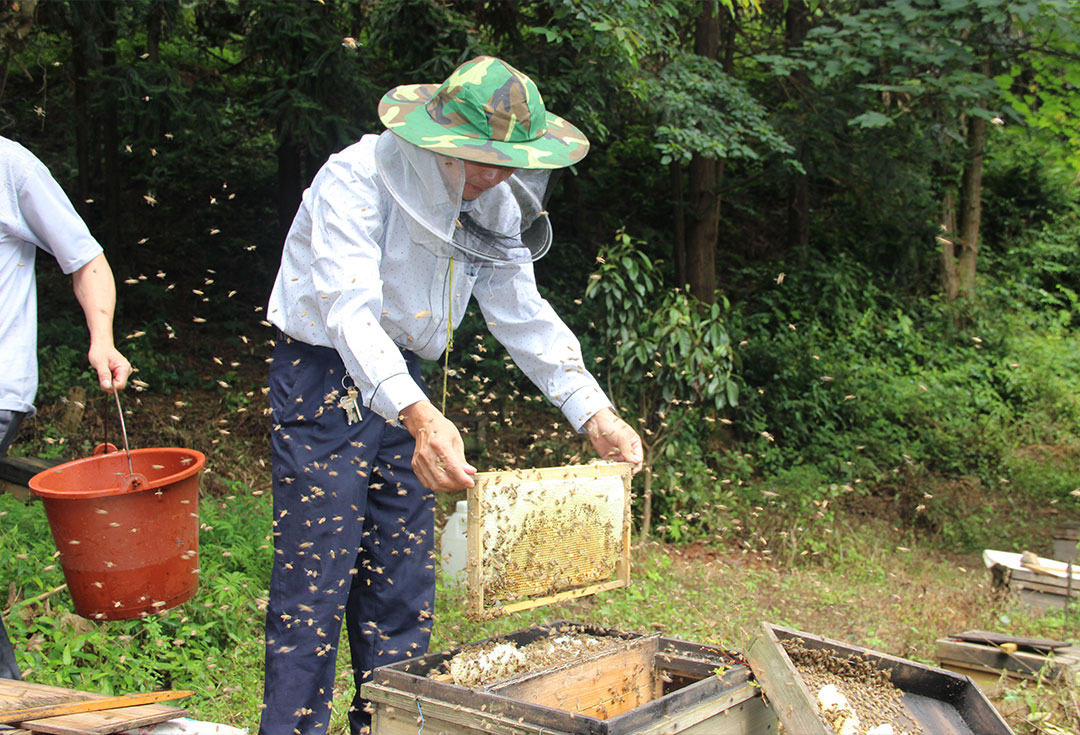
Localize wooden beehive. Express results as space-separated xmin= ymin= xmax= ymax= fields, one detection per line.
xmin=362 ymin=621 xmax=776 ymax=735
xmin=935 ymin=631 xmax=1080 ymax=688
xmin=465 ymin=462 xmax=633 ymax=619
xmin=746 ymin=623 xmax=1013 ymax=735
xmin=1053 ymin=521 xmax=1080 ymax=563
xmin=985 ymin=549 xmax=1080 ymax=610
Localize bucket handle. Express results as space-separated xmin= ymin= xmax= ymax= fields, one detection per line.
xmin=112 ymin=389 xmax=135 ymax=477
xmin=105 ymin=390 xmax=147 ymax=491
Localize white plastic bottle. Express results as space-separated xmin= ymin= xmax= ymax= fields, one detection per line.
xmin=440 ymin=499 xmax=468 ymax=582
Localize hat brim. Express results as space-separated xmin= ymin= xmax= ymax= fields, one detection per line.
xmin=378 ymin=83 xmax=589 ymax=170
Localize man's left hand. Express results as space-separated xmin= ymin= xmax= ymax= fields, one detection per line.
xmin=585 ymin=408 xmax=643 ymax=473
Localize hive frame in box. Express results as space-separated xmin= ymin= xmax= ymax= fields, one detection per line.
xmin=362 ymin=620 xmax=774 ymax=735
xmin=465 ymin=462 xmax=633 ymax=619
xmin=746 ymin=622 xmax=1014 ymax=735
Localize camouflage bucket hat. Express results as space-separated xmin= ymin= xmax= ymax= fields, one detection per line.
xmin=378 ymin=56 xmax=589 ymax=170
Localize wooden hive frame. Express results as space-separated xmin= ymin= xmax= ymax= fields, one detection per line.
xmin=465 ymin=462 xmax=633 ymax=619
xmin=362 ymin=621 xmax=774 ymax=735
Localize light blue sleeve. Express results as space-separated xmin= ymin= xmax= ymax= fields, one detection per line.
xmin=18 ymin=163 xmax=103 ymax=274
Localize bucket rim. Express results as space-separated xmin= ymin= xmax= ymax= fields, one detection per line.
xmin=28 ymin=446 xmax=206 ymax=500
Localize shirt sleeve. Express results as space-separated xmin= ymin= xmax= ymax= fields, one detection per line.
xmin=305 ymin=161 xmax=427 ymax=423
xmin=473 ymin=262 xmax=611 ymax=431
xmin=17 ymin=163 xmax=103 ymax=274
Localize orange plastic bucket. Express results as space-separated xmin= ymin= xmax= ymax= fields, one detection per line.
xmin=28 ymin=447 xmax=205 ymax=620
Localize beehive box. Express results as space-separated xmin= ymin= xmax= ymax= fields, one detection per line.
xmin=746 ymin=623 xmax=1013 ymax=735
xmin=362 ymin=621 xmax=776 ymax=735
xmin=985 ymin=550 xmax=1080 ymax=610
xmin=935 ymin=631 xmax=1080 ymax=688
xmin=1053 ymin=522 xmax=1080 ymax=563
xmin=466 ymin=463 xmax=633 ymax=619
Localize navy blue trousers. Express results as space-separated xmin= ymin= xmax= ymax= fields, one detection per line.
xmin=259 ymin=338 xmax=435 ymax=735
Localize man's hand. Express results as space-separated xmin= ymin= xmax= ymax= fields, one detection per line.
xmin=88 ymin=342 xmax=131 ymax=393
xmin=585 ymin=408 xmax=644 ymax=473
xmin=399 ymin=400 xmax=476 ymax=492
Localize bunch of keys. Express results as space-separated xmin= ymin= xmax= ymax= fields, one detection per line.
xmin=339 ymin=384 xmax=362 ymax=425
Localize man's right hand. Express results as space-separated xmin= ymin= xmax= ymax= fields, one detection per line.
xmin=399 ymin=400 xmax=476 ymax=492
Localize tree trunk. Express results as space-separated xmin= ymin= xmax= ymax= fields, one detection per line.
xmin=956 ymin=113 xmax=987 ymax=297
xmin=683 ymin=2 xmax=724 ymax=304
xmin=785 ymin=0 xmax=811 ymax=260
xmin=147 ymin=1 xmax=163 ymax=63
xmin=276 ymin=140 xmax=303 ymax=239
xmin=671 ymin=162 xmax=686 ymax=289
xmin=939 ymin=190 xmax=959 ymax=303
xmin=71 ymin=17 xmax=95 ymax=202
xmin=686 ymin=154 xmax=719 ymax=302
xmin=100 ymin=1 xmax=120 ymax=250
xmin=640 ymin=446 xmax=655 ymax=541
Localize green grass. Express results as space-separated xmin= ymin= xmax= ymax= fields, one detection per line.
xmin=3 ymin=487 xmax=1077 ymax=734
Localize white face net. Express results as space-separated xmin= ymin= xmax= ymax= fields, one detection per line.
xmin=375 ymin=131 xmax=554 ymax=264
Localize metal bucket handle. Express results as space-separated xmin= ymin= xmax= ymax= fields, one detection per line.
xmin=98 ymin=390 xmax=147 ymax=491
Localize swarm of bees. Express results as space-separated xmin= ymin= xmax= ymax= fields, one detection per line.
xmin=435 ymin=629 xmax=617 ymax=688
xmin=781 ymin=638 xmax=921 ymax=735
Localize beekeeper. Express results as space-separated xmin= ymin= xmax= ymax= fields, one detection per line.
xmin=261 ymin=56 xmax=642 ymax=734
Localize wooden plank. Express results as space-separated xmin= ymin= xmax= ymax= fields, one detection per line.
xmin=492 ymin=579 xmax=628 ymax=618
xmin=490 ymin=635 xmax=658 ymax=720
xmin=1011 ymin=576 xmax=1079 ymax=596
xmin=473 ymin=463 xmax=633 ymax=484
xmin=0 ymin=690 xmax=192 ymax=724
xmin=936 ymin=640 xmax=1042 ymax=679
xmin=946 ymin=631 xmax=1070 ymax=651
xmin=368 ymin=689 xmax=566 ymax=735
xmin=744 ymin=625 xmax=830 ymax=735
xmin=633 ymin=684 xmax=773 ymax=735
xmin=0 ymin=456 xmax=63 ymax=487
xmin=939 ymin=663 xmax=1024 ymax=690
xmin=1019 ymin=588 xmax=1070 ymax=610
xmin=1053 ymin=539 xmax=1078 ymax=563
xmin=0 ymin=680 xmax=98 ymax=712
xmin=0 ymin=680 xmax=182 ymax=735
xmin=466 ymin=487 xmax=484 ymax=619
xmin=17 ymin=704 xmax=185 ymax=735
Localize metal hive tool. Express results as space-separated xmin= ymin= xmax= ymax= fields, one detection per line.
xmin=465 ymin=462 xmax=633 ymax=619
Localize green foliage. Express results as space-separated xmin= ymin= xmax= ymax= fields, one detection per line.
xmin=0 ymin=488 xmax=270 ymax=708
xmin=651 ymin=52 xmax=797 ymax=169
xmin=587 ymin=230 xmax=738 ymax=415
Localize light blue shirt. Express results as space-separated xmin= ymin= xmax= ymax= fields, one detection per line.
xmin=0 ymin=137 xmax=103 ymax=414
xmin=267 ymin=134 xmax=611 ymax=430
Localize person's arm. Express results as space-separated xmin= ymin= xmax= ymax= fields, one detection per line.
xmin=71 ymin=253 xmax=131 ymax=392
xmin=474 ymin=263 xmax=643 ymax=472
xmin=17 ymin=155 xmax=130 ymax=393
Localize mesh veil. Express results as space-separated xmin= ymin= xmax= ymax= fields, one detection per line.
xmin=375 ymin=131 xmax=554 ymax=264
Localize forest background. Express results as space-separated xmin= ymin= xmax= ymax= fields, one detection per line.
xmin=2 ymin=1 xmax=1080 ymax=733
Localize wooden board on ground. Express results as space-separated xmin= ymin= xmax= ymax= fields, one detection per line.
xmin=362 ymin=620 xmax=775 ymax=735
xmin=0 ymin=456 xmax=63 ymax=501
xmin=745 ymin=622 xmax=1014 ymax=735
xmin=936 ymin=633 xmax=1080 ymax=685
xmin=0 ymin=680 xmax=184 ymax=735
xmin=466 ymin=462 xmax=633 ymax=619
